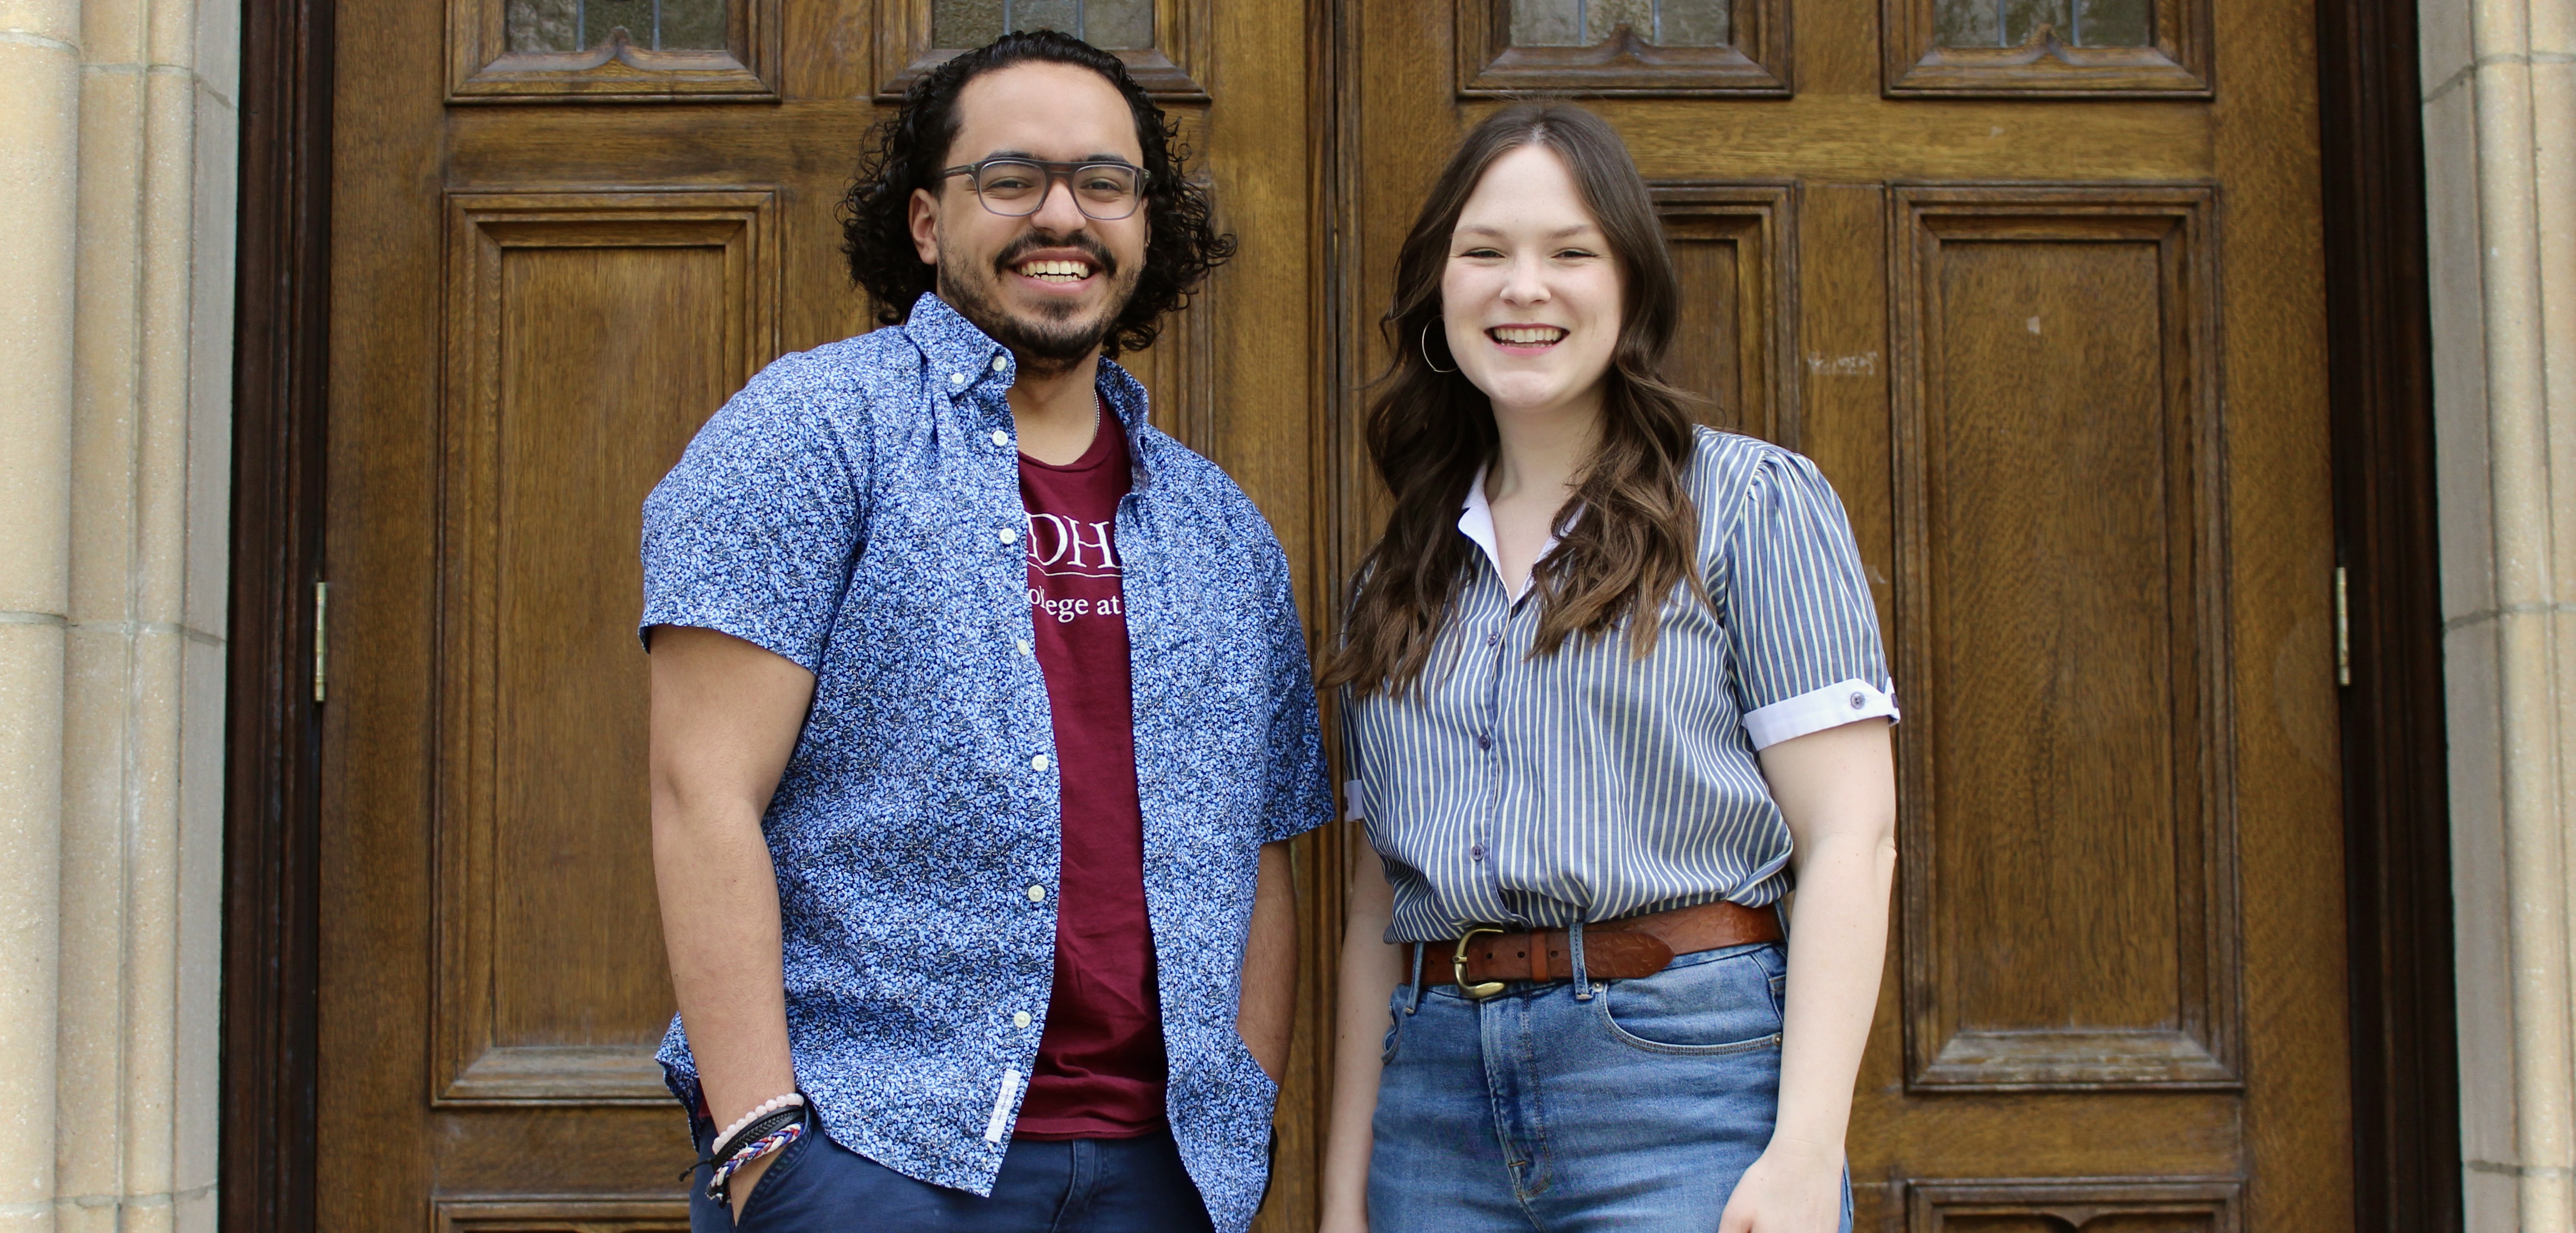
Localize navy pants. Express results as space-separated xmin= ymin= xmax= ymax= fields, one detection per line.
xmin=690 ymin=1111 xmax=1216 ymax=1233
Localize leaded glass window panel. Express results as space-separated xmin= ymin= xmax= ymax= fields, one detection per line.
xmin=1889 ymin=0 xmax=2205 ymax=94
xmin=1930 ymin=0 xmax=2152 ymax=47
xmin=1508 ymin=0 xmax=1732 ymax=46
xmin=505 ymin=0 xmax=727 ymax=52
xmin=930 ymin=0 xmax=1154 ymax=51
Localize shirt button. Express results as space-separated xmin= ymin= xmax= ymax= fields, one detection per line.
xmin=992 ymin=356 xmax=1009 ymax=372
xmin=1013 ymin=1011 xmax=1032 ymax=1028
xmin=1486 ymin=631 xmax=1501 ymax=647
xmin=1027 ymin=884 xmax=1047 ymax=902
xmin=990 ymin=429 xmax=1010 ymax=447
xmin=1850 ymin=692 xmax=1867 ymax=708
xmin=1032 ymin=754 xmax=1049 ymax=771
xmin=1471 ymin=844 xmax=1486 ymax=860
xmin=950 ymin=372 xmax=967 ymax=385
xmin=999 ymin=527 xmax=1018 ymax=545
xmin=1476 ymin=733 xmax=1493 ymax=750
xmin=1015 ymin=639 xmax=1031 ymax=655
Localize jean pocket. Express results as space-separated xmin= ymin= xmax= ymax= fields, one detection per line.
xmin=1594 ymin=945 xmax=1786 ymax=1055
xmin=731 ymin=1128 xmax=816 ymax=1228
xmin=1380 ymin=987 xmax=1407 ymax=1063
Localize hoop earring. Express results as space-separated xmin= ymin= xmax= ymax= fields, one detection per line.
xmin=1420 ymin=319 xmax=1457 ymax=374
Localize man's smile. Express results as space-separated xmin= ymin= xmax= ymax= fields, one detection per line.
xmin=994 ymin=238 xmax=1116 ymax=299
xmin=1016 ymin=257 xmax=1095 ymax=283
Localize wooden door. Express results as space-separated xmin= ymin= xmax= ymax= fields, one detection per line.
xmin=319 ymin=1 xmax=1326 ymax=1227
xmin=1329 ymin=0 xmax=2350 ymax=1228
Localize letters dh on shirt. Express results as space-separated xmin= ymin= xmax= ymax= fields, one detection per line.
xmin=1027 ymin=511 xmax=1126 ymax=624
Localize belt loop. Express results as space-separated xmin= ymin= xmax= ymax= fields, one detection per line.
xmin=1405 ymin=943 xmax=1425 ymax=1015
xmin=1570 ymin=918 xmax=1594 ymax=1002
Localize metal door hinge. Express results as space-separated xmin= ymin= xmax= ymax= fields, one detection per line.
xmin=314 ymin=581 xmax=329 ymax=704
xmin=2334 ymin=566 xmax=2350 ymax=687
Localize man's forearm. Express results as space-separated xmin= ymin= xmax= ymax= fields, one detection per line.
xmin=649 ymin=627 xmax=813 ymax=1130
xmin=1238 ymin=842 xmax=1298 ymax=1080
xmin=653 ymin=797 xmax=799 ymax=1124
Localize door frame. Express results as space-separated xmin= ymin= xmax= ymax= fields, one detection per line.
xmin=220 ymin=0 xmax=2458 ymax=1227
xmin=221 ymin=0 xmax=332 ymax=1225
xmin=2315 ymin=0 xmax=2462 ymax=1228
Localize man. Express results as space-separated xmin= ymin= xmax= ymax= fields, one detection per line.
xmin=641 ymin=31 xmax=1330 ymax=1233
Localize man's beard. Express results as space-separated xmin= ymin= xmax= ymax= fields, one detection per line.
xmin=938 ymin=232 xmax=1141 ymax=372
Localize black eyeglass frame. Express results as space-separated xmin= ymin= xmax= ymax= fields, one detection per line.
xmin=935 ymin=157 xmax=1153 ymax=221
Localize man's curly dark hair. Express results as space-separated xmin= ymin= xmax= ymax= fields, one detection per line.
xmin=840 ymin=30 xmax=1235 ymax=358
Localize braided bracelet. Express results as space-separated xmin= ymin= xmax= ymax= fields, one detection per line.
xmin=700 ymin=1103 xmax=806 ymax=1201
xmin=707 ymin=1120 xmax=804 ymax=1202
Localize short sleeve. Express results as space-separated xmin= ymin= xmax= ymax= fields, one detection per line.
xmin=1719 ymin=450 xmax=1899 ymax=750
xmin=1255 ymin=533 xmax=1335 ymax=845
xmin=638 ymin=382 xmax=865 ymax=672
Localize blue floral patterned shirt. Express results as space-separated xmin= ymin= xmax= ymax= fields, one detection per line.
xmin=638 ymin=294 xmax=1332 ymax=1231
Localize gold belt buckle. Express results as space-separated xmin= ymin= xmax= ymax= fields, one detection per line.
xmin=1452 ymin=926 xmax=1508 ymax=999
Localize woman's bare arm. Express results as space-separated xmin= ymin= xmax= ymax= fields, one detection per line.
xmin=1722 ymin=717 xmax=1897 ymax=1232
xmin=1318 ymin=847 xmax=1406 ymax=1232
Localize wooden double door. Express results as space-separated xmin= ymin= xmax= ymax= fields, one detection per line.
xmin=320 ymin=0 xmax=2348 ymax=1228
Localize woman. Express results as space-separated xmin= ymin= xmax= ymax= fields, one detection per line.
xmin=1316 ymin=102 xmax=1896 ymax=1233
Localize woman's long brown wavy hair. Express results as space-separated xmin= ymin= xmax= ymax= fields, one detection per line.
xmin=1323 ymin=101 xmax=1704 ymax=698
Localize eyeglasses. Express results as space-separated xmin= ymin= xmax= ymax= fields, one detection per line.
xmin=938 ymin=157 xmax=1149 ymax=222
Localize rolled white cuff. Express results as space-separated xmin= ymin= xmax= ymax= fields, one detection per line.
xmin=1344 ymin=779 xmax=1368 ymax=822
xmin=1742 ymin=677 xmax=1900 ymax=750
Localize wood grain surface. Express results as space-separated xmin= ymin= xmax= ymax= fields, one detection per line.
xmin=317 ymin=0 xmax=1325 ymax=1225
xmin=274 ymin=0 xmax=2389 ymax=1226
xmin=1330 ymin=0 xmax=2344 ymax=1226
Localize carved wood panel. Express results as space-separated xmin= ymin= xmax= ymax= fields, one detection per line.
xmin=436 ymin=1198 xmax=690 ymax=1233
xmin=1889 ymin=184 xmax=2237 ymax=1091
xmin=1650 ymin=182 xmax=1795 ymax=445
xmin=874 ymin=0 xmax=1211 ymax=100
xmin=1125 ymin=277 xmax=1218 ymax=453
xmin=1906 ymin=1177 xmax=2240 ymax=1232
xmin=435 ymin=190 xmax=779 ymax=1104
xmin=1881 ymin=0 xmax=2212 ymax=96
xmin=1456 ymin=0 xmax=1789 ymax=95
xmin=447 ymin=0 xmax=779 ymax=102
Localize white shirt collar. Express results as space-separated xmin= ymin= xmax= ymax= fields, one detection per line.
xmin=1458 ymin=464 xmax=1564 ymax=602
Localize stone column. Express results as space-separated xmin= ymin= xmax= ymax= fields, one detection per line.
xmin=2422 ymin=0 xmax=2576 ymax=1229
xmin=0 ymin=0 xmax=235 ymax=1229
xmin=0 ymin=2 xmax=84 ymax=1227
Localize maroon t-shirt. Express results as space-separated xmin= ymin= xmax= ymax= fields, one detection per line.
xmin=1012 ymin=404 xmax=1168 ymax=1139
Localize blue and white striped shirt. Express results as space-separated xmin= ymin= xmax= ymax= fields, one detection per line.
xmin=1343 ymin=428 xmax=1897 ymax=942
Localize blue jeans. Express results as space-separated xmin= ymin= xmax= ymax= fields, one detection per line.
xmin=689 ymin=1109 xmax=1215 ymax=1233
xmin=1368 ymin=940 xmax=1853 ymax=1232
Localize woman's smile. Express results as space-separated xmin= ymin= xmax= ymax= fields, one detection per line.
xmin=1486 ymin=323 xmax=1569 ymax=353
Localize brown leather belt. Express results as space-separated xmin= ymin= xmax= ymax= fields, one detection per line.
xmin=1412 ymin=900 xmax=1783 ymax=996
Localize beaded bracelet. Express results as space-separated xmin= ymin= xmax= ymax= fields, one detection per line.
xmin=713 ymin=1093 xmax=804 ymax=1150
xmin=706 ymin=1120 xmax=804 ymax=1203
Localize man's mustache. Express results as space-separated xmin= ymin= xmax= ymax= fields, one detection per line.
xmin=992 ymin=232 xmax=1119 ymax=280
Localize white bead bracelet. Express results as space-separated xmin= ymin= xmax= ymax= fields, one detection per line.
xmin=714 ymin=1092 xmax=805 ymax=1150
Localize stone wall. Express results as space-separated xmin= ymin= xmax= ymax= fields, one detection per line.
xmin=0 ymin=0 xmax=2560 ymax=1226
xmin=2422 ymin=0 xmax=2576 ymax=1228
xmin=0 ymin=0 xmax=235 ymax=1229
